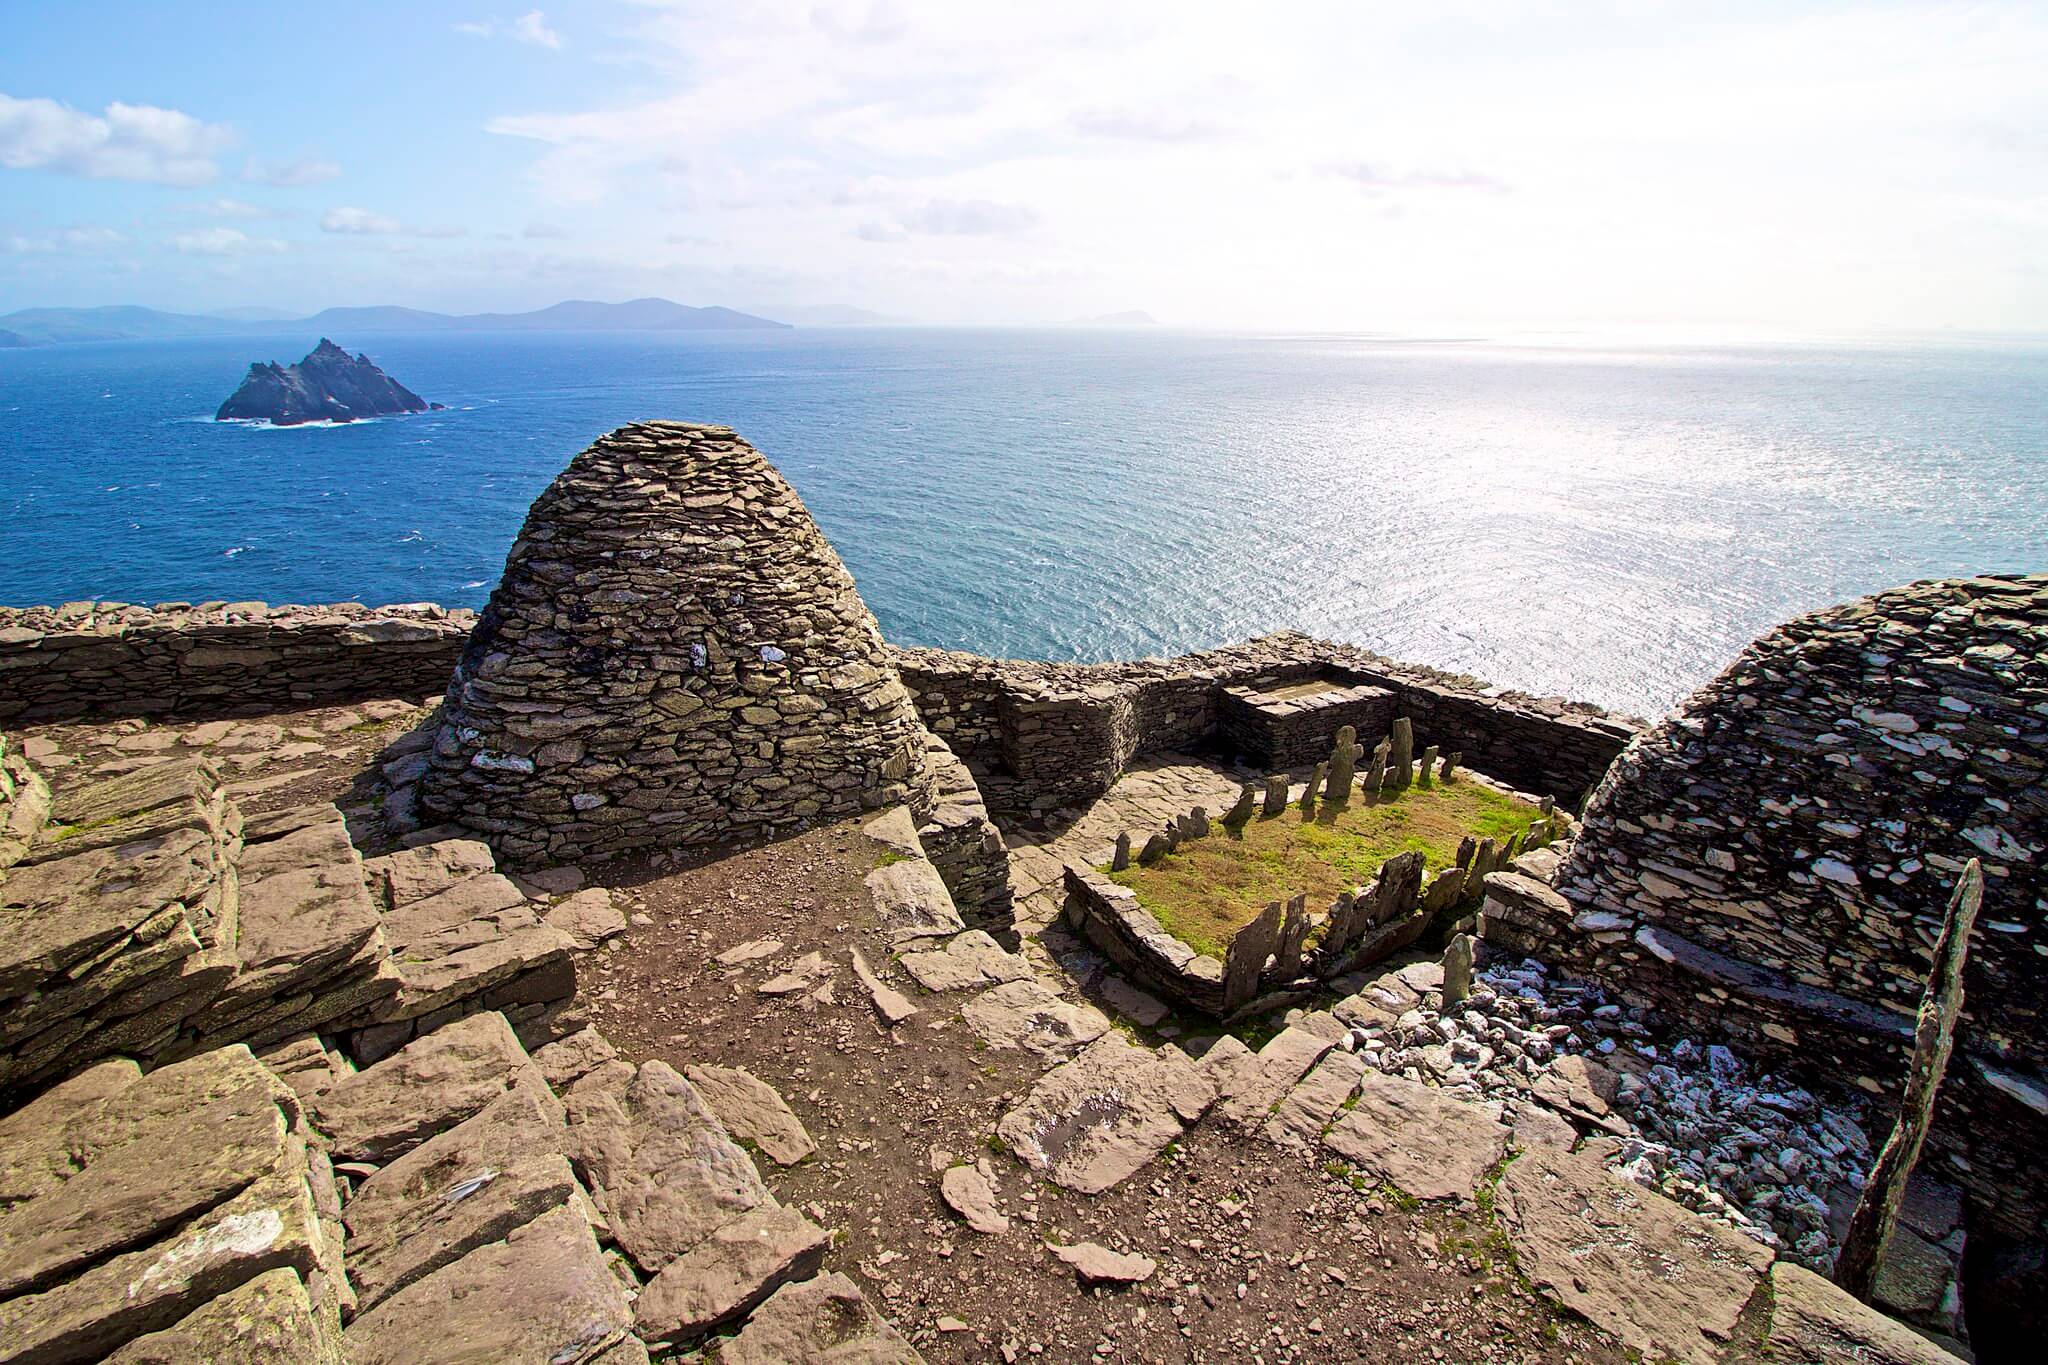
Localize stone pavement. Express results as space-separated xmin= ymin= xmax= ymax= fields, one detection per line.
xmin=0 ymin=1006 xmax=919 ymax=1363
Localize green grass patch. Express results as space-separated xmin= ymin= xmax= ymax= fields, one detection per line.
xmin=1105 ymin=781 xmax=1539 ymax=957
xmin=872 ymin=848 xmax=911 ymax=869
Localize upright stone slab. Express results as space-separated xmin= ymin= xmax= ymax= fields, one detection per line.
xmin=1365 ymin=739 xmax=1389 ymax=799
xmin=419 ymin=421 xmax=933 ymax=865
xmin=1223 ymin=901 xmax=1283 ymax=1011
xmin=1223 ymin=784 xmax=1257 ymax=828
xmin=1261 ymin=774 xmax=1289 ymax=818
xmin=1326 ymin=725 xmax=1360 ymax=804
xmin=1387 ymin=717 xmax=1414 ymax=791
xmin=1416 ymin=745 xmax=1438 ymax=788
xmin=1110 ymin=832 xmax=1131 ymax=872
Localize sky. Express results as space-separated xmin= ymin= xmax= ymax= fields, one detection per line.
xmin=2 ymin=1 xmax=2045 ymax=332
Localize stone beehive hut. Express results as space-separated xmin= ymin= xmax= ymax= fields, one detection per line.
xmin=1555 ymin=575 xmax=2047 ymax=1258
xmin=418 ymin=421 xmax=933 ymax=864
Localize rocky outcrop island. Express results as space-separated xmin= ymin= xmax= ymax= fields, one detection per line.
xmin=215 ymin=338 xmax=441 ymax=425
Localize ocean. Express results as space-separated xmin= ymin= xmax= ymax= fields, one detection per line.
xmin=2 ymin=328 xmax=2042 ymax=718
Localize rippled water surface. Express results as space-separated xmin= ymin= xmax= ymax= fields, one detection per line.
xmin=2 ymin=329 xmax=2042 ymax=717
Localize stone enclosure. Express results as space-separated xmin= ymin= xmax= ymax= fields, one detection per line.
xmin=0 ymin=601 xmax=471 ymax=724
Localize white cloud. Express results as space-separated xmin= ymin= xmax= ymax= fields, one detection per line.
xmin=179 ymin=197 xmax=274 ymax=219
xmin=243 ymin=156 xmax=341 ymax=187
xmin=322 ymin=206 xmax=403 ymax=235
xmin=523 ymin=221 xmax=568 ymax=238
xmin=322 ymin=206 xmax=467 ymax=239
xmin=172 ymin=227 xmax=287 ymax=256
xmin=0 ymin=93 xmax=232 ymax=185
xmin=1328 ymin=163 xmax=1509 ymax=195
xmin=456 ymin=10 xmax=562 ymax=49
xmin=469 ymin=0 xmax=2048 ymax=329
xmin=895 ymin=198 xmax=1038 ymax=237
xmin=2 ymin=224 xmax=126 ymax=253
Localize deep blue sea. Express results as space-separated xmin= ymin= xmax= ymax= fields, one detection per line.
xmin=2 ymin=328 xmax=2043 ymax=717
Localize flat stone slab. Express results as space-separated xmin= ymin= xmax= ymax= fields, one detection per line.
xmin=380 ymin=924 xmax=575 ymax=1022
xmin=939 ymin=1165 xmax=1008 ymax=1235
xmin=532 ymin=1028 xmax=619 ymax=1092
xmin=315 ymin=1011 xmax=544 ymax=1164
xmin=713 ymin=1270 xmax=923 ymax=1365
xmin=1212 ymin=1020 xmax=1340 ymax=1129
xmin=633 ymin=1203 xmax=831 ymax=1342
xmin=996 ymin=1033 xmax=1213 ymax=1194
xmin=0 ymin=829 xmax=214 ymax=1004
xmin=1049 ymin=1240 xmax=1156 ymax=1286
xmin=206 ymin=855 xmax=383 ymax=1018
xmin=0 ymin=1061 xmax=292 ymax=1299
xmin=863 ymin=806 xmax=923 ymax=860
xmin=683 ymin=1064 xmax=817 ymax=1166
xmin=544 ymin=888 xmax=627 ymax=951
xmin=714 ymin=937 xmax=784 ymax=966
xmin=866 ymin=859 xmax=964 ymax=946
xmin=0 ymin=1132 xmax=326 ymax=1365
xmin=562 ymin=1060 xmax=770 ymax=1275
xmin=1323 ymin=1071 xmax=1508 ymax=1202
xmin=1263 ymin=1048 xmax=1367 ymax=1148
xmin=850 ymin=948 xmax=919 ymax=1025
xmin=381 ymin=873 xmax=533 ymax=958
xmin=362 ymin=840 xmax=499 ymax=911
xmin=1766 ymin=1261 xmax=1964 ymax=1365
xmin=340 ymin=1075 xmax=577 ymax=1310
xmin=235 ymin=808 xmax=354 ymax=880
xmin=759 ymin=950 xmax=831 ymax=997
xmin=897 ymin=931 xmax=1030 ymax=992
xmin=343 ymin=1203 xmax=635 ymax=1365
xmin=1495 ymin=1143 xmax=1774 ymax=1365
xmin=963 ymin=980 xmax=1110 ymax=1060
xmin=100 ymin=1266 xmax=343 ymax=1365
xmin=1096 ymin=975 xmax=1170 ymax=1028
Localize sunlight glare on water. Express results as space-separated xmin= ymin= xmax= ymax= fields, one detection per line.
xmin=2 ymin=329 xmax=2042 ymax=718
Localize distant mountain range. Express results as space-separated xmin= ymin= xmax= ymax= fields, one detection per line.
xmin=0 ymin=298 xmax=791 ymax=346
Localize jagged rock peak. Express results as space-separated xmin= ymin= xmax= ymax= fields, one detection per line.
xmin=214 ymin=338 xmax=435 ymax=426
xmin=418 ymin=421 xmax=936 ymax=866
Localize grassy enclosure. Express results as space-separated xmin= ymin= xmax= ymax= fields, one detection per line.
xmin=1106 ymin=781 xmax=1540 ymax=958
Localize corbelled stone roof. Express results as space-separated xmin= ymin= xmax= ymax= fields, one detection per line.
xmin=418 ymin=421 xmax=932 ymax=863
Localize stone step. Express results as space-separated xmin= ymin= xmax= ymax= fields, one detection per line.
xmin=560 ymin=1059 xmax=772 ymax=1277
xmin=996 ymin=1033 xmax=1213 ymax=1194
xmin=342 ymin=1203 xmax=636 ymax=1365
xmin=99 ymin=1266 xmax=345 ymax=1365
xmin=712 ymin=1271 xmax=924 ymax=1365
xmin=633 ymin=1204 xmax=830 ymax=1344
xmin=0 ymin=1044 xmax=336 ymax=1365
xmin=187 ymin=814 xmax=387 ymax=1041
xmin=341 ymin=1073 xmax=581 ymax=1311
xmin=0 ymin=828 xmax=240 ymax=1093
xmin=24 ymin=756 xmax=235 ymax=867
xmin=314 ymin=1010 xmax=551 ymax=1165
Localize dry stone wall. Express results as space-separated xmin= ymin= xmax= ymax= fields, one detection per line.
xmin=892 ymin=633 xmax=1637 ymax=819
xmin=1550 ymin=575 xmax=2048 ymax=1240
xmin=0 ymin=600 xmax=471 ymax=723
xmin=418 ymin=422 xmax=938 ymax=867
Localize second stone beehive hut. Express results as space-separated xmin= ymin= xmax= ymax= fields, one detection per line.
xmin=418 ymin=420 xmax=933 ymax=863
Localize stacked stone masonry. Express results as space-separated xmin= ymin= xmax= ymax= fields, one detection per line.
xmin=892 ymin=633 xmax=1637 ymax=820
xmin=0 ymin=747 xmax=578 ymax=1104
xmin=0 ymin=601 xmax=472 ymax=724
xmin=418 ymin=422 xmax=940 ymax=867
xmin=0 ymin=1009 xmax=922 ymax=1364
xmin=1548 ymin=576 xmax=2048 ymax=1247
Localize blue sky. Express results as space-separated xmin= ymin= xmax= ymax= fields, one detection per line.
xmin=3 ymin=1 xmax=2045 ymax=331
